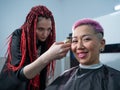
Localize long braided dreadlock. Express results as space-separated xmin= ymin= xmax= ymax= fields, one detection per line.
xmin=6 ymin=5 xmax=56 ymax=90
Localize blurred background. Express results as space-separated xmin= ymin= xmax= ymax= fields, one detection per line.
xmin=0 ymin=0 xmax=120 ymax=79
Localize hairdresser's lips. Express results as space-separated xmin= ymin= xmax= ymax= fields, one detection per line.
xmin=39 ymin=37 xmax=47 ymax=41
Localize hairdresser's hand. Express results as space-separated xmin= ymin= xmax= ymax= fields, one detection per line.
xmin=23 ymin=42 xmax=71 ymax=79
xmin=46 ymin=42 xmax=71 ymax=60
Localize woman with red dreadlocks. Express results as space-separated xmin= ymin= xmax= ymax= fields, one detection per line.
xmin=0 ymin=5 xmax=71 ymax=90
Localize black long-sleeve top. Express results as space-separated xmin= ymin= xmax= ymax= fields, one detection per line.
xmin=0 ymin=29 xmax=47 ymax=90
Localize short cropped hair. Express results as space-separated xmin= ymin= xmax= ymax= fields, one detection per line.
xmin=72 ymin=18 xmax=104 ymax=36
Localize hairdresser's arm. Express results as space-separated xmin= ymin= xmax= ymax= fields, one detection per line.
xmin=23 ymin=42 xmax=71 ymax=79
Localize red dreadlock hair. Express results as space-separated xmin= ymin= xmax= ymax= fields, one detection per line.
xmin=7 ymin=5 xmax=56 ymax=90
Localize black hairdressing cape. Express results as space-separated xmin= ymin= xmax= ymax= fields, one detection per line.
xmin=45 ymin=65 xmax=120 ymax=90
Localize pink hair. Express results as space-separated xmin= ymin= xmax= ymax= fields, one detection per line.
xmin=72 ymin=18 xmax=104 ymax=36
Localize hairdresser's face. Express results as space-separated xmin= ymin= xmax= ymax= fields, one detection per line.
xmin=36 ymin=17 xmax=52 ymax=42
xmin=71 ymin=25 xmax=105 ymax=65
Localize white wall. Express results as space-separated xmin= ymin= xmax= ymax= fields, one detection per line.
xmin=94 ymin=11 xmax=120 ymax=71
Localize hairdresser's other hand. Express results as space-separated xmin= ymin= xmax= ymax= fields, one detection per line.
xmin=46 ymin=42 xmax=71 ymax=60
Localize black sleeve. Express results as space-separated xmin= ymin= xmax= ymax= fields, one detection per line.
xmin=11 ymin=29 xmax=22 ymax=66
xmin=0 ymin=29 xmax=29 ymax=90
xmin=10 ymin=29 xmax=29 ymax=81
